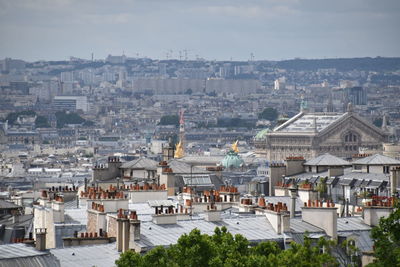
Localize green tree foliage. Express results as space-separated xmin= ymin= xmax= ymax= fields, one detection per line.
xmin=5 ymin=110 xmax=36 ymax=124
xmin=373 ymin=118 xmax=390 ymax=128
xmin=367 ymin=202 xmax=400 ymax=266
xmin=159 ymin=115 xmax=179 ymax=126
xmin=55 ymin=111 xmax=86 ymax=128
xmin=116 ymin=227 xmax=338 ymax=267
xmin=258 ymin=107 xmax=278 ymax=121
xmin=35 ymin=115 xmax=50 ymax=128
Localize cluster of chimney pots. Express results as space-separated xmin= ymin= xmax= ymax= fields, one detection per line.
xmin=117 ymin=209 xmax=139 ymax=220
xmin=304 ymin=199 xmax=335 ymax=208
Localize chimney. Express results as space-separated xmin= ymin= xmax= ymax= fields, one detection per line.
xmin=301 ymin=201 xmax=337 ymax=239
xmin=128 ymin=211 xmax=141 ymax=250
xmin=52 ymin=196 xmax=65 ymax=223
xmin=285 ymin=157 xmax=305 ymax=176
xmin=390 ymin=167 xmax=399 ymax=197
xmin=122 ymin=218 xmax=130 ymax=252
xmin=35 ymin=228 xmax=47 ymax=251
xmin=363 ymin=197 xmax=394 ymax=226
xmin=289 ymin=188 xmax=297 ymax=218
xmin=269 ymin=163 xmax=286 ymax=196
xmin=116 ymin=209 xmax=129 ymax=252
xmin=152 ymin=206 xmax=177 ymax=224
xmin=265 ymin=208 xmax=290 ymax=235
xmin=158 ymin=162 xmax=176 ymax=196
xmin=328 ymin=166 xmax=344 ymax=178
xmin=204 ymin=206 xmax=222 ymax=222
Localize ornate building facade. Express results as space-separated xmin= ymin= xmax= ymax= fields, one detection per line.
xmin=259 ymin=105 xmax=388 ymax=161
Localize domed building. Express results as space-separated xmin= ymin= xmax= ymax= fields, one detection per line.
xmin=221 ymin=150 xmax=244 ymax=169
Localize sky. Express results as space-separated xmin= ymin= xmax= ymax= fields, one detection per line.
xmin=0 ymin=0 xmax=399 ymax=62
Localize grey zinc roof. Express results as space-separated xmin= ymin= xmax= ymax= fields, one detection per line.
xmin=120 ymin=157 xmax=158 ymax=170
xmin=340 ymin=172 xmax=390 ymax=182
xmin=0 ymin=199 xmax=21 ymax=209
xmin=0 ymin=243 xmax=60 ymax=267
xmin=304 ymin=153 xmax=351 ymax=166
xmin=136 ymin=216 xmax=283 ymax=250
xmin=50 ymin=243 xmax=119 ymax=267
xmin=274 ymin=113 xmax=345 ymax=133
xmin=352 ymin=154 xmax=400 ymax=165
xmin=289 ymin=218 xmax=325 ymax=233
xmin=168 ymin=159 xmax=208 ymax=174
xmin=337 ymin=217 xmax=371 ymax=231
xmin=0 ymin=243 xmax=48 ymax=260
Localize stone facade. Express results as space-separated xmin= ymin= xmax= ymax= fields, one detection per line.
xmin=261 ymin=111 xmax=388 ymax=161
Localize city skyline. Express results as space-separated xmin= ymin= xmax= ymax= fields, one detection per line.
xmin=1 ymin=0 xmax=400 ymax=62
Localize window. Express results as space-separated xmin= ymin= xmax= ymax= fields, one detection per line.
xmin=383 ymin=166 xmax=390 ymax=174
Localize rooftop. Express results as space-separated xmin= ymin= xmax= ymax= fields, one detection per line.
xmin=304 ymin=153 xmax=351 ymax=166
xmin=120 ymin=157 xmax=158 ymax=170
xmin=274 ymin=112 xmax=345 ymax=133
xmin=352 ymin=154 xmax=400 ymax=165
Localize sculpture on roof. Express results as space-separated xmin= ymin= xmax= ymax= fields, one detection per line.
xmin=231 ymin=140 xmax=239 ymax=153
xmin=300 ymin=94 xmax=308 ymax=113
xmin=174 ymin=141 xmax=184 ymax=159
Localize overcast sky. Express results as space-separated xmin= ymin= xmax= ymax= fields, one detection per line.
xmin=1 ymin=0 xmax=399 ymax=62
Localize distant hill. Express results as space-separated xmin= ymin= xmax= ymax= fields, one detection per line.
xmin=273 ymin=57 xmax=400 ymax=71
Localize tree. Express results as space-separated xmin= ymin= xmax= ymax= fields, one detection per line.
xmin=159 ymin=115 xmax=179 ymax=126
xmin=35 ymin=115 xmax=50 ymax=128
xmin=55 ymin=111 xmax=85 ymax=128
xmin=367 ymin=202 xmax=400 ymax=266
xmin=5 ymin=110 xmax=36 ymax=124
xmin=116 ymin=227 xmax=338 ymax=267
xmin=259 ymin=107 xmax=278 ymax=121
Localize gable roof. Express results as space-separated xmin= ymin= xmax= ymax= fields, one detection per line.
xmin=272 ymin=111 xmax=386 ymax=139
xmin=352 ymin=154 xmax=400 ymax=165
xmin=304 ymin=153 xmax=351 ymax=166
xmin=120 ymin=157 xmax=158 ymax=170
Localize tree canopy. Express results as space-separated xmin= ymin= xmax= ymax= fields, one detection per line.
xmin=258 ymin=107 xmax=278 ymax=121
xmin=367 ymin=202 xmax=400 ymax=266
xmin=5 ymin=110 xmax=36 ymax=124
xmin=55 ymin=111 xmax=86 ymax=128
xmin=116 ymin=227 xmax=338 ymax=267
xmin=35 ymin=115 xmax=50 ymax=128
xmin=159 ymin=115 xmax=179 ymax=126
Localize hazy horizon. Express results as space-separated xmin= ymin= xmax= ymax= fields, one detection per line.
xmin=1 ymin=0 xmax=399 ymax=62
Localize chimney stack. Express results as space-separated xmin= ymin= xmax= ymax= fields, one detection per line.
xmin=269 ymin=163 xmax=286 ymax=196
xmin=35 ymin=228 xmax=47 ymax=251
xmin=390 ymin=167 xmax=399 ymax=197
xmin=301 ymin=201 xmax=337 ymax=239
xmin=289 ymin=188 xmax=297 ymax=218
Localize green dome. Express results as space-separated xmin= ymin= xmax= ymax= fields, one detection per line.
xmin=255 ymin=128 xmax=270 ymax=140
xmin=222 ymin=151 xmax=244 ymax=169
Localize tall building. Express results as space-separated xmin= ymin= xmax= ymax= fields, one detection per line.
xmin=53 ymin=96 xmax=88 ymax=112
xmin=274 ymin=77 xmax=286 ymax=90
xmin=344 ymin=86 xmax=367 ymax=105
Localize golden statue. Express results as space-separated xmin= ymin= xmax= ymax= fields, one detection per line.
xmin=231 ymin=140 xmax=239 ymax=153
xmin=174 ymin=141 xmax=184 ymax=158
